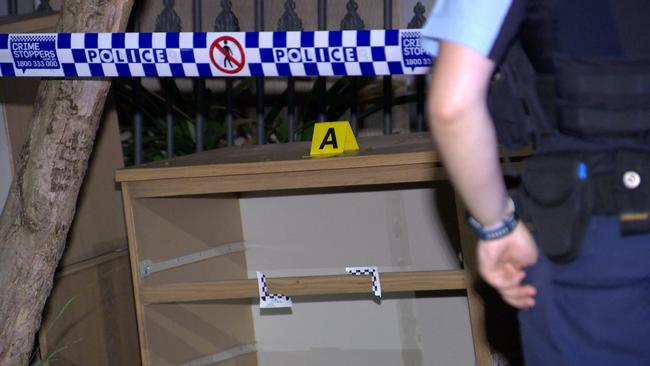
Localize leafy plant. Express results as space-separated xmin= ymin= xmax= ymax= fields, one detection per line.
xmin=35 ymin=346 xmax=68 ymax=366
xmin=114 ymin=76 xmax=419 ymax=165
xmin=29 ymin=296 xmax=77 ymax=366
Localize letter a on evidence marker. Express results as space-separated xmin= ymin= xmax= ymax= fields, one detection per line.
xmin=310 ymin=121 xmax=359 ymax=157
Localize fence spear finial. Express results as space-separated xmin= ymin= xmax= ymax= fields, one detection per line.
xmin=155 ymin=0 xmax=182 ymax=32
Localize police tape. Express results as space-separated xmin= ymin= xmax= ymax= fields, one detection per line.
xmin=0 ymin=30 xmax=433 ymax=78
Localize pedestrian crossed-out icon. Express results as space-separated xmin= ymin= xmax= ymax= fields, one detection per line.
xmin=209 ymin=35 xmax=245 ymax=74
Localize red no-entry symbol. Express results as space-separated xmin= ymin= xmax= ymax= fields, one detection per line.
xmin=210 ymin=36 xmax=246 ymax=74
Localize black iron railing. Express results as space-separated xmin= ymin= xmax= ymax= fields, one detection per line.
xmin=4 ymin=0 xmax=430 ymax=166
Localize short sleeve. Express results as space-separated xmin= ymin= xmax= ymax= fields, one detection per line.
xmin=420 ymin=0 xmax=527 ymax=61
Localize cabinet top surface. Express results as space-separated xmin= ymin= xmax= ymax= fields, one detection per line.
xmin=115 ymin=133 xmax=439 ymax=183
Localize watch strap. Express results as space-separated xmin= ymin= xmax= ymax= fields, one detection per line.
xmin=467 ymin=199 xmax=519 ymax=241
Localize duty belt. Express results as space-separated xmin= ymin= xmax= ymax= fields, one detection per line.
xmin=589 ymin=151 xmax=650 ymax=233
xmin=514 ymin=149 xmax=650 ymax=262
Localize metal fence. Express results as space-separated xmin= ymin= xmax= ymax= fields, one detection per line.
xmin=6 ymin=0 xmax=430 ymax=166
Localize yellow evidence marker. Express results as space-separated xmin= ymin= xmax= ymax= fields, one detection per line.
xmin=309 ymin=121 xmax=359 ymax=157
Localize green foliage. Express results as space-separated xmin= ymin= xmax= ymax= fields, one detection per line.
xmin=35 ymin=346 xmax=68 ymax=366
xmin=30 ymin=296 xmax=77 ymax=365
xmin=114 ymin=76 xmax=418 ymax=165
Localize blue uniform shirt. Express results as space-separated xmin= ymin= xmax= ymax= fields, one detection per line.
xmin=420 ymin=0 xmax=526 ymax=61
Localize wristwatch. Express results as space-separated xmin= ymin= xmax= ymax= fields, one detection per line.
xmin=467 ymin=198 xmax=519 ymax=241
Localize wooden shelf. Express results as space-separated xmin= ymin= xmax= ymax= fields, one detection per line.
xmin=117 ymin=132 xmax=512 ymax=365
xmin=116 ymin=133 xmax=438 ymax=183
xmin=141 ymin=270 xmax=467 ymax=304
xmin=117 ymin=133 xmax=530 ymax=198
xmin=116 ymin=132 xmax=530 ymax=184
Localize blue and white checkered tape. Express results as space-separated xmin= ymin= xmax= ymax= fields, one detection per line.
xmin=0 ymin=30 xmax=434 ymax=78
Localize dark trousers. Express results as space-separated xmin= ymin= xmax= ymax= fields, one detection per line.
xmin=519 ymin=215 xmax=650 ymax=366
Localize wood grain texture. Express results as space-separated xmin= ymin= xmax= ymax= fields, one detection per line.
xmin=1 ymin=81 xmax=128 ymax=266
xmin=119 ymin=131 xmax=530 ymax=364
xmin=127 ymin=164 xmax=446 ymax=198
xmin=141 ymin=270 xmax=467 ymax=304
xmin=38 ymin=252 xmax=140 ymax=366
xmin=126 ymin=190 xmax=257 ymax=366
xmin=115 ymin=133 xmax=530 ymax=183
xmin=116 ymin=133 xmax=439 ymax=182
xmin=455 ymin=194 xmax=493 ymax=366
xmin=0 ymin=12 xmax=136 ymax=365
xmin=0 ymin=2 xmax=134 ymax=364
xmin=121 ymin=185 xmax=152 ymax=366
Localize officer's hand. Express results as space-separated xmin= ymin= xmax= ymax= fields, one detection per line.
xmin=477 ymin=222 xmax=538 ymax=309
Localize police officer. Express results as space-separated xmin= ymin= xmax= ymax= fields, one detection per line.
xmin=421 ymin=1 xmax=650 ymax=365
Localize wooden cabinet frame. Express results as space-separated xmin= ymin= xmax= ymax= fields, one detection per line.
xmin=116 ymin=132 xmax=496 ymax=366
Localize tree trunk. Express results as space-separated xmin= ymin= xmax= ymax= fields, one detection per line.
xmin=0 ymin=1 xmax=133 ymax=364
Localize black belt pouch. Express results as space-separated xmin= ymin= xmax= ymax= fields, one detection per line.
xmin=516 ymin=154 xmax=593 ymax=262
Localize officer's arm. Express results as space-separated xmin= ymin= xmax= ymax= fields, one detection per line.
xmin=427 ymin=41 xmax=510 ymax=226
